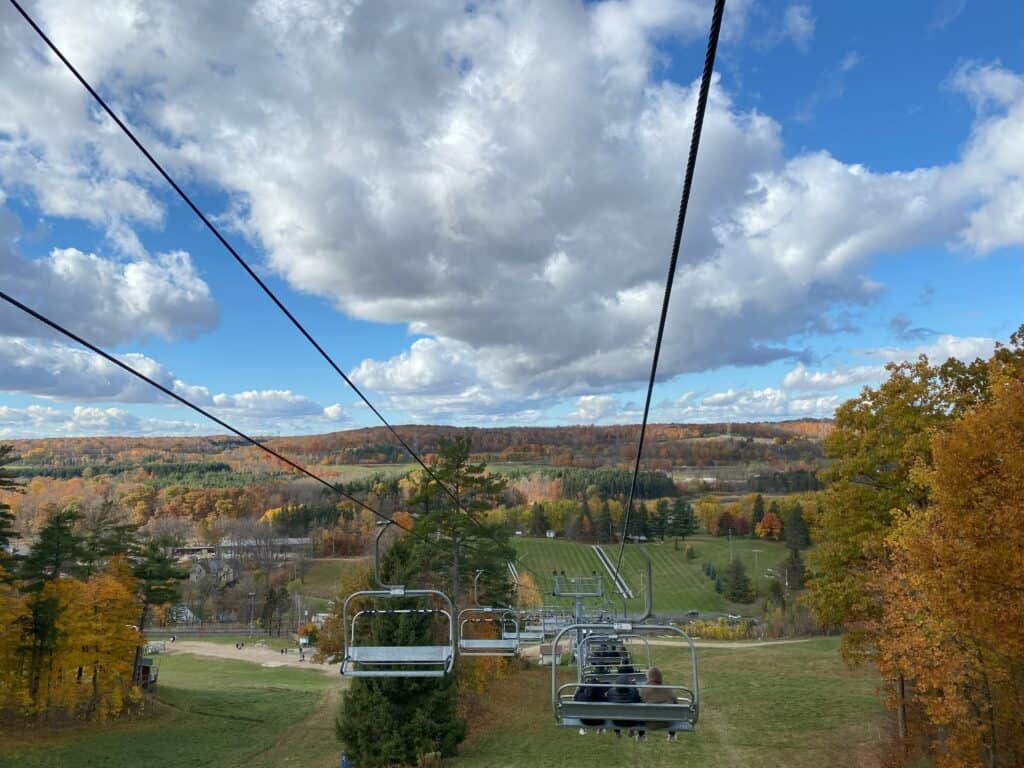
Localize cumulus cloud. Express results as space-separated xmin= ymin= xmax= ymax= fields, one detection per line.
xmin=872 ymin=334 xmax=998 ymax=365
xmin=0 ymin=337 xmax=350 ymax=434
xmin=782 ymin=362 xmax=884 ymax=392
xmin=0 ymin=208 xmax=217 ymax=345
xmin=569 ymin=394 xmax=619 ymax=423
xmin=0 ymin=404 xmax=202 ymax=437
xmin=0 ymin=4 xmax=1021 ymax=420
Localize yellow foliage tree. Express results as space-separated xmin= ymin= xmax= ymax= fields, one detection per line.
xmin=0 ymin=572 xmax=28 ymax=711
xmin=878 ymin=370 xmax=1024 ymax=767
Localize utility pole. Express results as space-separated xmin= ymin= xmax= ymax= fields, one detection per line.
xmin=248 ymin=591 xmax=256 ymax=638
xmin=751 ymin=548 xmax=761 ymax=577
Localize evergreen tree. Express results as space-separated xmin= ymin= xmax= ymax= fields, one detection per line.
xmin=19 ymin=504 xmax=87 ymax=588
xmin=668 ymin=499 xmax=697 ymax=546
xmin=784 ymin=502 xmax=810 ymax=551
xmin=594 ymin=500 xmax=613 ymax=543
xmin=750 ymin=494 xmax=765 ymax=538
xmin=564 ymin=511 xmax=581 ymax=541
xmin=0 ymin=445 xmax=22 ymax=576
xmin=528 ymin=503 xmax=548 ymax=537
xmin=784 ymin=548 xmax=806 ymax=590
xmin=338 ymin=437 xmax=510 ymax=764
xmin=767 ymin=577 xmax=786 ymax=609
xmin=767 ymin=499 xmax=781 ymax=522
xmin=652 ymin=499 xmax=670 ymax=541
xmin=630 ymin=501 xmax=650 ymax=540
xmin=722 ymin=558 xmax=755 ymax=603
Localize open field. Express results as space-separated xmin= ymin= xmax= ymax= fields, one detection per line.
xmin=319 ymin=464 xmax=414 ymax=482
xmin=513 ymin=535 xmax=793 ymax=615
xmin=302 ymin=557 xmax=371 ymax=599
xmin=0 ymin=638 xmax=886 ymax=768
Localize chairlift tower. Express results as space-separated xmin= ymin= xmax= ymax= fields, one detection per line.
xmin=552 ymin=571 xmax=603 ymax=662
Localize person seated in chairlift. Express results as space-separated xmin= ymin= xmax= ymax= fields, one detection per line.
xmin=573 ymin=675 xmax=608 ymax=735
xmin=606 ymin=673 xmax=645 ymax=741
xmin=640 ymin=667 xmax=679 ymax=742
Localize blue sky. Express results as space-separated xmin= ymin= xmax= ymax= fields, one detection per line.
xmin=0 ymin=0 xmax=1020 ymax=437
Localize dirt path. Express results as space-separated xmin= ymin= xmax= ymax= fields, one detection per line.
xmin=164 ymin=640 xmax=339 ymax=677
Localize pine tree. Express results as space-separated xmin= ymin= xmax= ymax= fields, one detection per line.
xmin=594 ymin=500 xmax=613 ymax=543
xmin=630 ymin=501 xmax=650 ymax=540
xmin=784 ymin=502 xmax=810 ymax=551
xmin=750 ymin=494 xmax=765 ymax=538
xmin=784 ymin=549 xmax=806 ymax=590
xmin=528 ymin=503 xmax=548 ymax=537
xmin=652 ymin=499 xmax=670 ymax=541
xmin=668 ymin=498 xmax=697 ymax=546
xmin=722 ymin=558 xmax=755 ymax=603
xmin=19 ymin=503 xmax=87 ymax=588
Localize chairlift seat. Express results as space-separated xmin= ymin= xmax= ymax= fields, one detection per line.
xmin=460 ymin=638 xmax=519 ymax=655
xmin=556 ymin=700 xmax=697 ymax=731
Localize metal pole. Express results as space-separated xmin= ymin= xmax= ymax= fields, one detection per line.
xmin=248 ymin=591 xmax=255 ymax=638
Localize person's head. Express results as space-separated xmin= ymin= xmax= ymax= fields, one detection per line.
xmin=646 ymin=667 xmax=663 ymax=685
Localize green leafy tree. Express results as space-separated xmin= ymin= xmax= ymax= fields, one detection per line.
xmin=722 ymin=558 xmax=755 ymax=603
xmin=784 ymin=502 xmax=810 ymax=551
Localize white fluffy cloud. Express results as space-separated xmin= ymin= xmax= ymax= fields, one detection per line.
xmin=782 ymin=362 xmax=884 ymax=392
xmin=0 ymin=2 xmax=1021 ymax=421
xmin=0 ymin=206 xmax=217 ymax=345
xmin=0 ymin=404 xmax=202 ymax=437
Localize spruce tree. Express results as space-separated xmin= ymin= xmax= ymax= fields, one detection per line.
xmin=528 ymin=503 xmax=548 ymax=537
xmin=19 ymin=503 xmax=87 ymax=588
xmin=784 ymin=548 xmax=806 ymax=590
xmin=722 ymin=558 xmax=755 ymax=603
xmin=750 ymin=494 xmax=765 ymax=538
xmin=784 ymin=502 xmax=810 ymax=551
xmin=652 ymin=499 xmax=670 ymax=541
xmin=594 ymin=500 xmax=613 ymax=543
xmin=668 ymin=498 xmax=697 ymax=546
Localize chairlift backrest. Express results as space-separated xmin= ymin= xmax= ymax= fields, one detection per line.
xmin=342 ymin=588 xmax=455 ymax=678
xmin=458 ymin=607 xmax=520 ymax=657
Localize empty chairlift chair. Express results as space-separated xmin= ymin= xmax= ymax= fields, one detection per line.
xmin=458 ymin=607 xmax=520 ymax=657
xmin=340 ymin=520 xmax=456 ymax=678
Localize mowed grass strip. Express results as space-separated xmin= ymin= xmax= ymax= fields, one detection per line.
xmin=0 ymin=654 xmax=343 ymax=768
xmin=513 ymin=535 xmax=792 ymax=615
xmin=455 ymin=637 xmax=885 ymax=768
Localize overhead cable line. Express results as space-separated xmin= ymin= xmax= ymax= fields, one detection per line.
xmin=614 ymin=0 xmax=726 ymax=575
xmin=6 ymin=0 xmax=477 ymax=523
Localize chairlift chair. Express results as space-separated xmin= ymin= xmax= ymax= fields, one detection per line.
xmin=551 ymin=622 xmax=699 ymax=734
xmin=458 ymin=607 xmax=520 ymax=656
xmin=340 ymin=520 xmax=456 ymax=678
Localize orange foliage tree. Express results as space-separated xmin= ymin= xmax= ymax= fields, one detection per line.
xmin=755 ymin=511 xmax=783 ymax=540
xmin=878 ymin=369 xmax=1024 ymax=767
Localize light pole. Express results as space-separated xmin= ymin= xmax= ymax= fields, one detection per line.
xmin=751 ymin=549 xmax=762 ymax=577
xmin=248 ymin=591 xmax=256 ymax=638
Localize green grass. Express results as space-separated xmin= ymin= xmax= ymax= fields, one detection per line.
xmin=455 ymin=637 xmax=885 ymax=768
xmin=513 ymin=536 xmax=793 ymax=616
xmin=321 ymin=464 xmax=413 ymax=482
xmin=301 ymin=557 xmax=371 ymax=599
xmin=0 ymin=654 xmax=344 ymax=768
xmin=1 ymin=639 xmax=884 ymax=768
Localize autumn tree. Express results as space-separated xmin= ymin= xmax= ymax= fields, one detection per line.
xmin=693 ymin=496 xmax=720 ymax=534
xmin=0 ymin=445 xmax=22 ymax=577
xmin=877 ymin=365 xmax=1024 ymax=767
xmin=755 ymin=511 xmax=783 ymax=540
